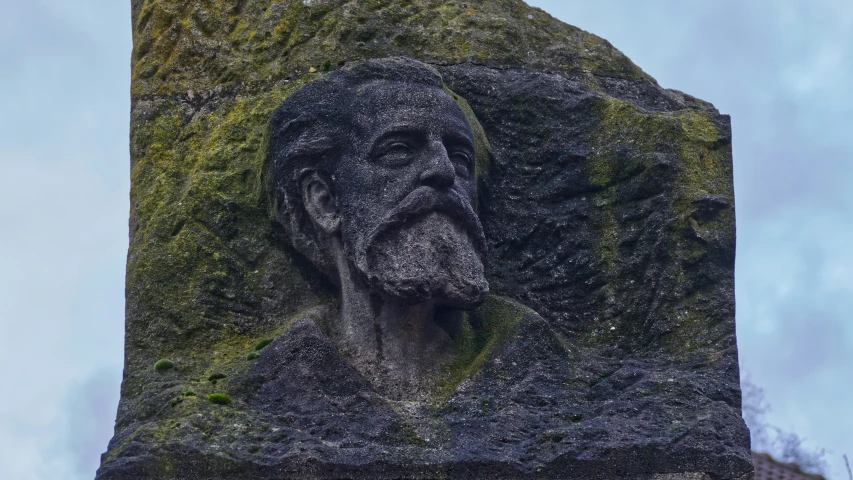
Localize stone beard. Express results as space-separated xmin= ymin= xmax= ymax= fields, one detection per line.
xmin=268 ymin=60 xmax=490 ymax=399
xmin=359 ymin=207 xmax=487 ymax=307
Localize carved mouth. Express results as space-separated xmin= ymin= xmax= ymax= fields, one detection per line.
xmin=365 ymin=186 xmax=487 ymax=255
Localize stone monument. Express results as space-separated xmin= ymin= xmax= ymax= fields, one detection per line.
xmin=98 ymin=1 xmax=753 ymax=479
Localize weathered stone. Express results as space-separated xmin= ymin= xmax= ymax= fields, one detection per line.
xmin=99 ymin=1 xmax=752 ymax=479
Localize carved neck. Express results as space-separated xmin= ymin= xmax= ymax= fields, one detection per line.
xmin=329 ymin=239 xmax=457 ymax=400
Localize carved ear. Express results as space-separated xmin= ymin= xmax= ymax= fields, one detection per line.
xmin=299 ymin=170 xmax=341 ymax=235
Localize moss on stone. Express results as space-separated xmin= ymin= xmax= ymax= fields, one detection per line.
xmin=253 ymin=338 xmax=273 ymax=351
xmin=435 ymin=296 xmax=525 ymax=401
xmin=130 ymin=0 xmax=648 ymax=97
xmin=154 ymin=358 xmax=175 ymax=371
xmin=208 ymin=392 xmax=232 ymax=405
xmin=444 ymin=87 xmax=493 ymax=183
xmin=125 ymin=81 xmax=333 ymax=364
xmin=582 ymin=94 xmax=733 ymax=351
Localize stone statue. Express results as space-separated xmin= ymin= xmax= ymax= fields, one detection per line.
xmin=98 ymin=1 xmax=753 ymax=478
xmin=265 ymin=58 xmax=491 ymax=399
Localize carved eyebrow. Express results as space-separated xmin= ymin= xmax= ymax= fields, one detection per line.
xmin=443 ymin=130 xmax=475 ymax=150
xmin=375 ymin=124 xmax=422 ymax=137
xmin=441 ymin=115 xmax=475 ymax=145
xmin=369 ymin=126 xmax=427 ymax=150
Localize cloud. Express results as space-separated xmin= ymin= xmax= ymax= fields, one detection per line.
xmin=737 ymin=208 xmax=853 ymax=471
xmin=0 ymin=151 xmax=127 ymax=480
xmin=0 ymin=1 xmax=130 ymax=479
xmin=0 ymin=368 xmax=121 ymax=480
xmin=60 ymin=369 xmax=122 ymax=479
xmin=0 ymin=1 xmax=93 ymax=70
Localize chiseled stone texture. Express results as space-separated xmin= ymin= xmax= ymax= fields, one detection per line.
xmin=98 ymin=0 xmax=753 ymax=478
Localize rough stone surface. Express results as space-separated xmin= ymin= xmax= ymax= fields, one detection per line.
xmin=99 ymin=0 xmax=753 ymax=479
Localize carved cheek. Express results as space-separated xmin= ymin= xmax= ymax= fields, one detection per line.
xmin=352 ymin=167 xmax=411 ymax=218
xmin=457 ymin=176 xmax=477 ymax=203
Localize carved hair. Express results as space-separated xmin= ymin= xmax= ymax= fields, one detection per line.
xmin=265 ymin=57 xmax=491 ymax=281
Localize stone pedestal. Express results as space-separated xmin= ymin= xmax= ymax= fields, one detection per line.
xmin=98 ymin=2 xmax=753 ymax=479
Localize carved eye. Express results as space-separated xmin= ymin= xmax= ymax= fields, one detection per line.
xmin=386 ymin=142 xmax=413 ymax=155
xmin=448 ymin=149 xmax=474 ymax=174
xmin=376 ymin=141 xmax=415 ymax=166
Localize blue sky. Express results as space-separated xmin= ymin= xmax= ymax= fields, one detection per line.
xmin=0 ymin=1 xmax=128 ymax=478
xmin=0 ymin=1 xmax=850 ymax=479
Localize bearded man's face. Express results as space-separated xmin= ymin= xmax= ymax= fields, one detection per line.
xmin=332 ymin=82 xmax=489 ymax=307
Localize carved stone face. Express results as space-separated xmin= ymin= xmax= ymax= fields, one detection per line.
xmin=333 ymin=82 xmax=489 ymax=307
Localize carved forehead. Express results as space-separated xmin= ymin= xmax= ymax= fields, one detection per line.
xmin=350 ymin=81 xmax=472 ymax=141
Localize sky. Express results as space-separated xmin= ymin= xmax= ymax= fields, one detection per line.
xmin=0 ymin=0 xmax=850 ymax=479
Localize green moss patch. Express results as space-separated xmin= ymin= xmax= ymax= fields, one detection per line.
xmin=208 ymin=393 xmax=232 ymax=405
xmin=154 ymin=358 xmax=175 ymax=371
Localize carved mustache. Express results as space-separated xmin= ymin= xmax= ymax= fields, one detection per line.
xmin=364 ymin=186 xmax=487 ymax=254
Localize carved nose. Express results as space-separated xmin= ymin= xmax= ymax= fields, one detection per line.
xmin=419 ymin=144 xmax=455 ymax=189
